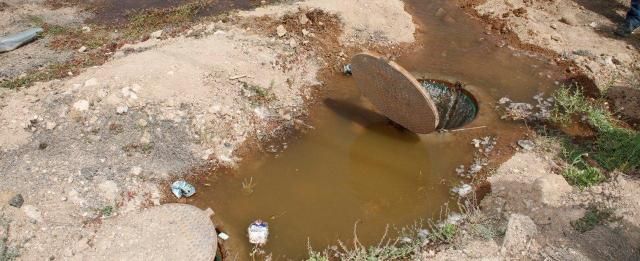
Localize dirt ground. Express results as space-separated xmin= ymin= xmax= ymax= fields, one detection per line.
xmin=0 ymin=0 xmax=88 ymax=81
xmin=426 ymin=148 xmax=640 ymax=260
xmin=460 ymin=0 xmax=639 ymax=91
xmin=0 ymin=0 xmax=415 ymax=260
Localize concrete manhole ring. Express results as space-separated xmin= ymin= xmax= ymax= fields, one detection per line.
xmin=80 ymin=204 xmax=217 ymax=261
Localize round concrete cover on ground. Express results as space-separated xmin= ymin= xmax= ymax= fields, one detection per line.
xmin=79 ymin=204 xmax=217 ymax=260
xmin=351 ymin=53 xmax=439 ymax=133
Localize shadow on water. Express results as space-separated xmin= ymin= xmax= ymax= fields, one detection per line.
xmin=324 ymin=98 xmax=421 ymax=143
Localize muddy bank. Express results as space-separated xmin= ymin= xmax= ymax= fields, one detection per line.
xmin=428 ymin=148 xmax=640 ymax=260
xmin=0 ymin=0 xmax=415 ymax=259
xmin=457 ymin=0 xmax=639 ymax=94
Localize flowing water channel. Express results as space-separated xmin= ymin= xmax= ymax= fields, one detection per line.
xmin=170 ymin=0 xmax=566 ymax=259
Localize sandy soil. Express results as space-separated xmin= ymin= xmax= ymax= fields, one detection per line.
xmin=427 ymin=149 xmax=640 ymax=260
xmin=0 ymin=0 xmax=415 ymax=260
xmin=0 ymin=0 xmax=88 ymax=81
xmin=460 ymin=0 xmax=639 ymax=93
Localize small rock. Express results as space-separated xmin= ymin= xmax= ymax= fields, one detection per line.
xmin=550 ymin=23 xmax=558 ymax=29
xmin=81 ymin=26 xmax=91 ymax=33
xmin=298 ymin=13 xmax=310 ymax=25
xmin=301 ymin=29 xmax=310 ymax=37
xmin=22 ymin=205 xmax=43 ymax=223
xmin=276 ymin=25 xmax=287 ymax=37
xmin=78 ymin=46 xmax=87 ymax=53
xmin=502 ymin=214 xmax=537 ymax=254
xmin=98 ymin=180 xmax=120 ymax=203
xmin=130 ymin=166 xmax=142 ymax=176
xmin=116 ymin=105 xmax=129 ymax=114
xmin=45 ymin=121 xmax=57 ymax=130
xmin=551 ymin=34 xmax=562 ymax=41
xmin=534 ymin=175 xmax=572 ymax=206
xmin=589 ymin=22 xmax=598 ymax=28
xmin=84 ymin=78 xmax=98 ymax=87
xmin=73 ymin=100 xmax=90 ymax=112
xmin=289 ymin=38 xmax=298 ymax=48
xmin=560 ymin=15 xmax=578 ymax=26
xmin=435 ymin=8 xmax=446 ymax=18
xmin=137 ymin=119 xmax=148 ymax=127
xmin=517 ymin=140 xmax=535 ymax=151
xmin=150 ymin=30 xmax=163 ymax=39
xmin=140 ymin=131 xmax=152 ymax=144
xmin=9 ymin=194 xmax=24 ymax=208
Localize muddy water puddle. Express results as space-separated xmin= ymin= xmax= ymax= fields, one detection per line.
xmin=190 ymin=0 xmax=564 ymax=259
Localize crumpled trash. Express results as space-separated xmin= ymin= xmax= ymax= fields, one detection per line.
xmin=451 ymin=184 xmax=472 ymax=197
xmin=218 ymin=232 xmax=230 ymax=241
xmin=343 ymin=64 xmax=352 ymax=75
xmin=171 ymin=180 xmax=196 ymax=198
xmin=247 ymin=220 xmax=269 ymax=245
xmin=0 ymin=28 xmax=44 ymax=53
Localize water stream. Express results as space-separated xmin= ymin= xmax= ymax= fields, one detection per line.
xmin=183 ymin=0 xmax=564 ymax=259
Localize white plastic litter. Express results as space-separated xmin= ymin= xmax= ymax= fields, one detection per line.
xmin=218 ymin=232 xmax=230 ymax=240
xmin=0 ymin=28 xmax=43 ymax=53
xmin=171 ymin=180 xmax=196 ymax=198
xmin=247 ymin=220 xmax=269 ymax=245
xmin=451 ymin=184 xmax=473 ymax=197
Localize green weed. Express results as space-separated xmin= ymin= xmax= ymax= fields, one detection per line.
xmin=571 ymin=206 xmax=614 ymax=233
xmin=561 ymin=149 xmax=605 ymax=188
xmin=242 ymin=82 xmax=276 ymax=105
xmin=100 ymin=206 xmax=114 ymax=217
xmin=551 ymin=87 xmax=640 ymax=172
xmin=429 ymin=223 xmax=457 ymax=244
xmin=593 ymin=128 xmax=640 ymax=172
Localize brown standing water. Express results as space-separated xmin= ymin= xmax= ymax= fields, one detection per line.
xmin=186 ymin=0 xmax=565 ymax=259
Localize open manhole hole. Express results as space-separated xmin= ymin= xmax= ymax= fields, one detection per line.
xmin=420 ymin=79 xmax=478 ymax=130
xmin=351 ymin=53 xmax=478 ymax=133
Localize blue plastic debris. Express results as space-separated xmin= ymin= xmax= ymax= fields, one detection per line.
xmin=248 ymin=220 xmax=269 ymax=245
xmin=171 ymin=180 xmax=196 ymax=198
xmin=0 ymin=28 xmax=44 ymax=53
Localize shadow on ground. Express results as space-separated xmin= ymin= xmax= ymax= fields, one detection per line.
xmin=570 ymin=0 xmax=640 ymax=50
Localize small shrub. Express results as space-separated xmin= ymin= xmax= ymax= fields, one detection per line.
xmin=429 ymin=223 xmax=457 ymax=244
xmin=242 ymin=82 xmax=276 ymax=105
xmin=561 ymin=151 xmax=604 ymax=188
xmin=551 ymin=87 xmax=590 ymax=124
xmin=100 ymin=206 xmax=114 ymax=217
xmin=571 ymin=206 xmax=614 ymax=233
xmin=593 ymin=128 xmax=640 ymax=172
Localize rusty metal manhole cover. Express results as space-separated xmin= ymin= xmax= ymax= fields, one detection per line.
xmin=351 ymin=53 xmax=439 ymax=133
